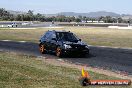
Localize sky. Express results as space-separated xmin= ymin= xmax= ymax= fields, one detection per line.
xmin=0 ymin=0 xmax=132 ymax=14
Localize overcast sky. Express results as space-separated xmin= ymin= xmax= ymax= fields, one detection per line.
xmin=0 ymin=0 xmax=131 ymax=14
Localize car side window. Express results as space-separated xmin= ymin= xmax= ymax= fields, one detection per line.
xmin=45 ymin=32 xmax=55 ymax=40
xmin=43 ymin=31 xmax=56 ymax=41
xmin=56 ymin=32 xmax=64 ymax=40
xmin=43 ymin=32 xmax=50 ymax=39
xmin=48 ymin=32 xmax=56 ymax=40
xmin=56 ymin=32 xmax=60 ymax=40
xmin=47 ymin=32 xmax=52 ymax=40
xmin=51 ymin=32 xmax=56 ymax=39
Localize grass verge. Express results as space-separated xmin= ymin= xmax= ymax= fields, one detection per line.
xmin=0 ymin=51 xmax=131 ymax=88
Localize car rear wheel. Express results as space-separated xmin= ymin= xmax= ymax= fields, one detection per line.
xmin=56 ymin=47 xmax=63 ymax=57
xmin=39 ymin=44 xmax=46 ymax=54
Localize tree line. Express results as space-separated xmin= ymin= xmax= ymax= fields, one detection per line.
xmin=0 ymin=8 xmax=129 ymax=23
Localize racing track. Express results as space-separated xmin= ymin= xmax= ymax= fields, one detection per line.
xmin=0 ymin=41 xmax=132 ymax=75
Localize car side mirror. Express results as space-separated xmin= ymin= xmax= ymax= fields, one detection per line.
xmin=79 ymin=39 xmax=81 ymax=41
xmin=52 ymin=38 xmax=57 ymax=41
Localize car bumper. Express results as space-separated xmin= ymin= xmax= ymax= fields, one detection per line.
xmin=62 ymin=48 xmax=89 ymax=56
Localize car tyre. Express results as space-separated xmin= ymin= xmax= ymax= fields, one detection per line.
xmin=39 ymin=44 xmax=46 ymax=54
xmin=56 ymin=47 xmax=63 ymax=57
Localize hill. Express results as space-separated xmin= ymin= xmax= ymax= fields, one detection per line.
xmin=7 ymin=10 xmax=27 ymax=15
xmin=56 ymin=11 xmax=120 ymax=17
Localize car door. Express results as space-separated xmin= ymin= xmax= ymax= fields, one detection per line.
xmin=45 ymin=32 xmax=52 ymax=50
xmin=50 ymin=32 xmax=58 ymax=52
xmin=41 ymin=32 xmax=51 ymax=50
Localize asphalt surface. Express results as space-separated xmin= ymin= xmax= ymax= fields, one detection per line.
xmin=0 ymin=41 xmax=132 ymax=75
xmin=0 ymin=22 xmax=130 ymax=28
xmin=0 ymin=22 xmax=57 ymax=28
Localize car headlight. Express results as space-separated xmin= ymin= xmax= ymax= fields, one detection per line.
xmin=64 ymin=44 xmax=72 ymax=49
xmin=85 ymin=45 xmax=89 ymax=49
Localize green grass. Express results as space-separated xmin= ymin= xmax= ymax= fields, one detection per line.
xmin=1 ymin=27 xmax=132 ymax=48
xmin=70 ymin=27 xmax=132 ymax=48
xmin=0 ymin=51 xmax=131 ymax=88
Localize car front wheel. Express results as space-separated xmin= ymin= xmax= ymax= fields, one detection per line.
xmin=56 ymin=47 xmax=63 ymax=57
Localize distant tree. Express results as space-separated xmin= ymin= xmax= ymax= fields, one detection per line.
xmin=16 ymin=14 xmax=22 ymax=21
xmin=78 ymin=15 xmax=83 ymax=20
xmin=103 ymin=16 xmax=113 ymax=23
xmin=0 ymin=8 xmax=5 ymax=17
xmin=27 ymin=10 xmax=33 ymax=16
xmin=117 ymin=17 xmax=123 ymax=23
xmin=112 ymin=18 xmax=117 ymax=23
xmin=27 ymin=10 xmax=34 ymax=21
xmin=82 ymin=16 xmax=87 ymax=21
xmin=98 ymin=16 xmax=105 ymax=21
xmin=0 ymin=8 xmax=128 ymax=23
xmin=35 ymin=13 xmax=42 ymax=21
xmin=70 ymin=16 xmax=76 ymax=22
xmin=56 ymin=15 xmax=66 ymax=22
xmin=75 ymin=18 xmax=81 ymax=22
xmin=0 ymin=8 xmax=14 ymax=21
xmin=91 ymin=18 xmax=96 ymax=21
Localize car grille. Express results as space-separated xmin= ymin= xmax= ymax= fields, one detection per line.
xmin=70 ymin=44 xmax=85 ymax=50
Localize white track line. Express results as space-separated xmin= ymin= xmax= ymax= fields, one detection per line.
xmin=57 ymin=59 xmax=63 ymax=61
xmin=89 ymin=45 xmax=132 ymax=50
xmin=9 ymin=28 xmax=37 ymax=29
xmin=18 ymin=41 xmax=27 ymax=43
xmin=1 ymin=40 xmax=11 ymax=42
xmin=1 ymin=40 xmax=27 ymax=43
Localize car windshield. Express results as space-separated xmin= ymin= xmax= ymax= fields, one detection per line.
xmin=56 ymin=32 xmax=79 ymax=42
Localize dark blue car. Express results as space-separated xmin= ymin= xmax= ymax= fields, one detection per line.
xmin=39 ymin=30 xmax=89 ymax=57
